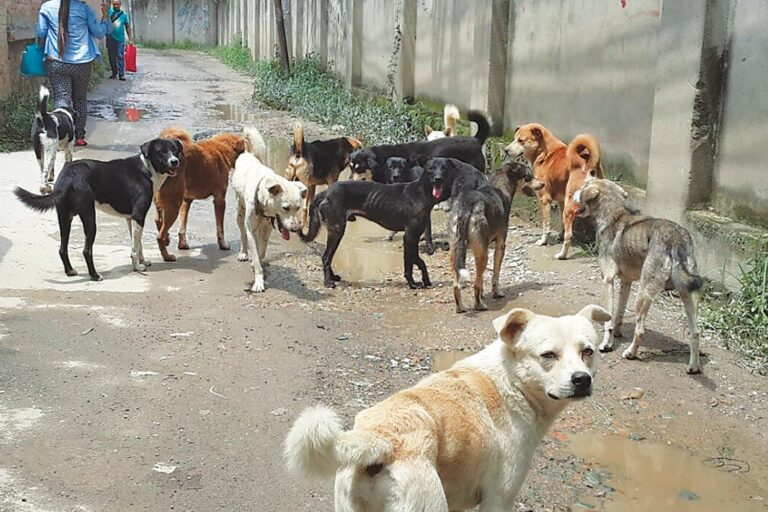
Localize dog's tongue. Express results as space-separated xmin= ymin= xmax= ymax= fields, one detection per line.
xmin=432 ymin=185 xmax=442 ymax=199
xmin=280 ymin=226 xmax=290 ymax=241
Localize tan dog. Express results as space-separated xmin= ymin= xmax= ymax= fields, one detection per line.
xmin=285 ymin=305 xmax=610 ymax=511
xmin=505 ymin=124 xmax=603 ymax=259
xmin=574 ymin=178 xmax=704 ymax=374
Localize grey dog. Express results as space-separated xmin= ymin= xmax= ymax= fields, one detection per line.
xmin=573 ymin=178 xmax=704 ymax=374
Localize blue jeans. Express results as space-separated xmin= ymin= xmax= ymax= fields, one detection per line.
xmin=107 ymin=37 xmax=125 ymax=76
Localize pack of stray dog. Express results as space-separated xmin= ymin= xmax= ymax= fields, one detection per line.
xmin=12 ymin=92 xmax=714 ymax=512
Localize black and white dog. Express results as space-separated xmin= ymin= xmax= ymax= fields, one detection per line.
xmin=14 ymin=138 xmax=183 ymax=281
xmin=32 ymin=86 xmax=76 ymax=194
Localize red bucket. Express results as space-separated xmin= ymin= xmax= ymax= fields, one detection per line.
xmin=124 ymin=44 xmax=137 ymax=73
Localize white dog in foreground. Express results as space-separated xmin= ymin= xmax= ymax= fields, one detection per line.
xmin=231 ymin=127 xmax=307 ymax=293
xmin=284 ymin=305 xmax=611 ymax=511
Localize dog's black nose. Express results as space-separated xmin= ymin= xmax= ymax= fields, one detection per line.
xmin=169 ymin=157 xmax=179 ymax=166
xmin=571 ymin=372 xmax=592 ymax=388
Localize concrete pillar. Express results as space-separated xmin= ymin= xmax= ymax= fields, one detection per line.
xmin=248 ymin=0 xmax=260 ymax=59
xmin=0 ymin=0 xmax=9 ymax=97
xmin=294 ymin=0 xmax=304 ymax=59
xmin=319 ymin=0 xmax=328 ymax=70
xmin=487 ymin=0 xmax=511 ymax=135
xmin=645 ymin=0 xmax=731 ymax=222
xmin=394 ymin=0 xmax=416 ymax=102
xmin=346 ymin=0 xmax=362 ymax=88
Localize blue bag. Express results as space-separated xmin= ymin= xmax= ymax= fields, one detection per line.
xmin=20 ymin=43 xmax=46 ymax=77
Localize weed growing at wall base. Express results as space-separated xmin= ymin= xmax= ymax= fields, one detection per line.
xmin=253 ymin=57 xmax=445 ymax=146
xmin=701 ymin=250 xmax=768 ymax=375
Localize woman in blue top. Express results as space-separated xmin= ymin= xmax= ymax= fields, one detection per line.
xmin=37 ymin=0 xmax=111 ymax=146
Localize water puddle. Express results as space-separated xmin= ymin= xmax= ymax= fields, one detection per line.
xmin=431 ymin=350 xmax=470 ymax=371
xmin=114 ymin=107 xmax=150 ymax=122
xmin=211 ymin=103 xmax=257 ymax=123
xmin=569 ymin=433 xmax=766 ymax=511
xmin=316 ymin=219 xmax=404 ymax=283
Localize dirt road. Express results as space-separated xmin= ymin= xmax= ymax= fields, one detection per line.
xmin=1 ymin=50 xmax=766 ymax=511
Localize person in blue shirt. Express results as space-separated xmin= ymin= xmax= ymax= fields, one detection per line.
xmin=37 ymin=0 xmax=111 ymax=146
xmin=107 ymin=0 xmax=132 ymax=81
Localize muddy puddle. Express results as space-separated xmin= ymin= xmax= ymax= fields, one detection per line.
xmin=431 ymin=350 xmax=470 ymax=371
xmin=569 ymin=433 xmax=766 ymax=511
xmin=211 ymin=103 xmax=256 ymax=123
xmin=114 ymin=107 xmax=150 ymax=122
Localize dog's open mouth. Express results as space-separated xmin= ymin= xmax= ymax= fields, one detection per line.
xmin=167 ymin=168 xmax=178 ymax=178
xmin=576 ymin=206 xmax=587 ymax=217
xmin=432 ymin=184 xmax=443 ymax=200
xmin=275 ymin=215 xmax=290 ymax=241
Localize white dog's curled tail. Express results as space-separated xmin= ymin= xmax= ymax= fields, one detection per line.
xmin=37 ymin=86 xmax=50 ymax=121
xmin=242 ymin=126 xmax=267 ymax=161
xmin=444 ymin=104 xmax=460 ymax=135
xmin=284 ymin=406 xmax=392 ymax=480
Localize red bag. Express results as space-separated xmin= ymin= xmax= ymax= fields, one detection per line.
xmin=124 ymin=44 xmax=137 ymax=73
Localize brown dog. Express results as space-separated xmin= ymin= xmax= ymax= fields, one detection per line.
xmin=154 ymin=127 xmax=245 ymax=262
xmin=505 ymin=124 xmax=603 ymax=259
xmin=285 ymin=123 xmax=362 ymax=227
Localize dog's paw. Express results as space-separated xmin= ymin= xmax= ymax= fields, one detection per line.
xmin=331 ymin=274 xmax=342 ymax=282
xmin=141 ymin=259 xmax=152 ymax=267
xmin=474 ymin=301 xmax=488 ymax=311
xmin=178 ymin=241 xmax=190 ymax=250
xmin=39 ymin=185 xmax=52 ymax=195
xmin=162 ymin=253 xmax=177 ymax=262
xmin=90 ymin=273 xmax=103 ymax=282
xmin=493 ymin=290 xmax=505 ymax=299
xmin=324 ymin=280 xmax=337 ymax=289
xmin=555 ymin=250 xmax=568 ymax=260
xmin=686 ymin=364 xmax=702 ymax=375
xmin=535 ymin=236 xmax=549 ymax=246
xmin=219 ymin=242 xmax=231 ymax=251
xmin=621 ymin=347 xmax=638 ymax=360
xmin=237 ymin=252 xmax=249 ymax=262
xmin=249 ymin=280 xmax=266 ymax=293
xmin=456 ymin=306 xmax=467 ymax=314
xmin=65 ymin=269 xmax=78 ymax=277
xmin=425 ymin=245 xmax=435 ymax=256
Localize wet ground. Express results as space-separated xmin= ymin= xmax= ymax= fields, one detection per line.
xmin=1 ymin=49 xmax=767 ymax=511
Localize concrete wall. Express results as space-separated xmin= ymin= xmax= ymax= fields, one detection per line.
xmin=505 ymin=0 xmax=661 ymax=184
xmin=132 ymin=0 xmax=217 ymax=46
xmin=712 ymin=0 xmax=768 ymax=226
xmin=414 ymin=0 xmax=493 ymax=112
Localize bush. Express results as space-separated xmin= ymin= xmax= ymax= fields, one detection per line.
xmin=701 ymin=251 xmax=768 ymax=374
xmin=0 ymin=92 xmax=37 ymax=152
xmin=254 ymin=57 xmax=454 ymax=146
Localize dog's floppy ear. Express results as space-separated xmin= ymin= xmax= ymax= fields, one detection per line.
xmin=366 ymin=154 xmax=378 ymax=171
xmin=140 ymin=140 xmax=153 ymax=159
xmin=493 ymin=308 xmax=535 ymax=347
xmin=577 ymin=305 xmax=612 ymax=324
xmin=267 ymin=180 xmax=284 ymax=196
xmin=173 ymin=138 xmax=184 ymax=158
xmin=531 ymin=127 xmax=543 ymax=140
xmin=410 ymin=155 xmax=429 ymax=168
xmin=425 ymin=125 xmax=434 ymax=136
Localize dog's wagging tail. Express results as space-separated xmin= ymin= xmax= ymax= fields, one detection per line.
xmin=14 ymin=186 xmax=57 ymax=213
xmin=298 ymin=190 xmax=325 ymax=243
xmin=466 ymin=110 xmax=491 ymax=144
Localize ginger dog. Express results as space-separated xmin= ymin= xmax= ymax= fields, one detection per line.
xmin=505 ymin=124 xmax=603 ymax=259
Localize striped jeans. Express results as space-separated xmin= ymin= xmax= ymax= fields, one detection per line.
xmin=44 ymin=59 xmax=93 ymax=139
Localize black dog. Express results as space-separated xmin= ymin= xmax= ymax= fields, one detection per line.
xmin=381 ymin=156 xmax=440 ymax=252
xmin=286 ymin=122 xmax=363 ymax=227
xmin=299 ymin=157 xmax=485 ymax=289
xmin=451 ymin=162 xmax=544 ymax=313
xmin=14 ymin=138 xmax=183 ymax=281
xmin=32 ymin=86 xmax=76 ymax=194
xmin=349 ymin=111 xmax=490 ymax=182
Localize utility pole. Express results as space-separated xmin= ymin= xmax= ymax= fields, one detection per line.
xmin=273 ymin=0 xmax=290 ymax=73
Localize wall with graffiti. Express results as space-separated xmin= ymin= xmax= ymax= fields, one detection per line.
xmin=132 ymin=0 xmax=217 ymax=45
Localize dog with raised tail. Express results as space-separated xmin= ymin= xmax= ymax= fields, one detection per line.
xmin=32 ymin=86 xmax=76 ymax=194
xmin=232 ymin=126 xmax=307 ymax=293
xmin=284 ymin=304 xmax=610 ymax=511
xmin=425 ymin=104 xmax=460 ymax=141
xmin=504 ymin=124 xmax=604 ymax=260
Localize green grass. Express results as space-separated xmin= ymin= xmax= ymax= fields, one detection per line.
xmin=701 ymin=250 xmax=768 ymax=375
xmin=137 ymin=40 xmax=204 ymax=51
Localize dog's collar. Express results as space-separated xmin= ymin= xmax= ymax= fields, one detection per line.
xmin=139 ymin=154 xmax=156 ymax=180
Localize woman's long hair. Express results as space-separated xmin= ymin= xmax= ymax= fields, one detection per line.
xmin=57 ymin=0 xmax=72 ymax=58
